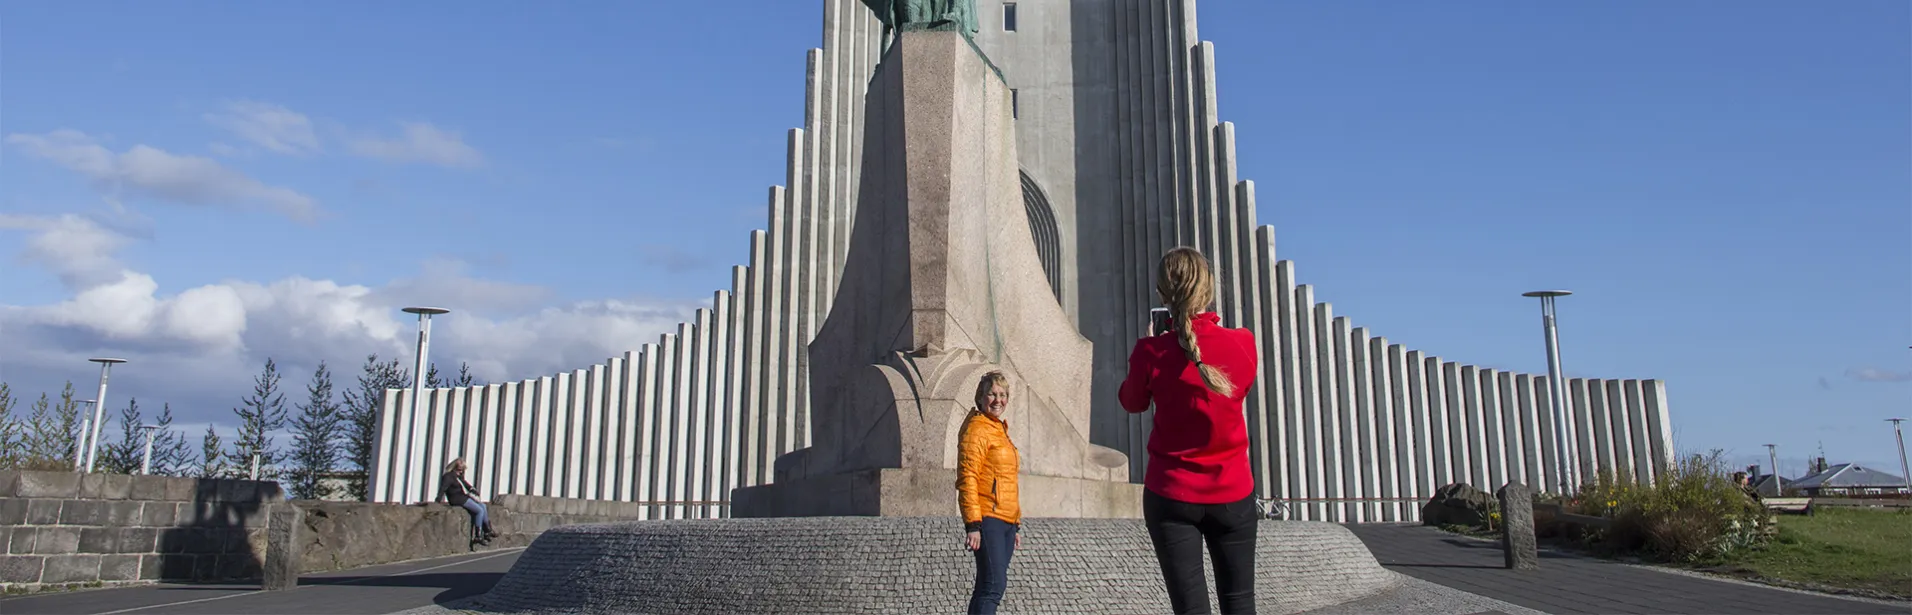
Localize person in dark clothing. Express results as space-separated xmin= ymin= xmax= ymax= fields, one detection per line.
xmin=442 ymin=457 xmax=497 ymax=545
xmin=1120 ymin=247 xmax=1262 ymax=615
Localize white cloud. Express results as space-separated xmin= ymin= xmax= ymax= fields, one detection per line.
xmin=203 ymin=100 xmax=321 ymax=155
xmin=346 ymin=122 xmax=484 ymax=168
xmin=5 ymin=130 xmax=320 ymax=222
xmin=1847 ymin=367 xmax=1912 ymax=383
xmin=0 ymin=216 xmax=699 ymax=430
xmin=0 ymin=213 xmax=130 ymax=290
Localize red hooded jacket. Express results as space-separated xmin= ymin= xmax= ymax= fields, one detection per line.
xmin=1118 ymin=312 xmax=1259 ymax=504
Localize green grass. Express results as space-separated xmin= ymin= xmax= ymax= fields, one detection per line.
xmin=1700 ymin=507 xmax=1912 ymax=599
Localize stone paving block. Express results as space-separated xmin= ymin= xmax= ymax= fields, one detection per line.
xmin=78 ymin=527 xmax=119 ymax=553
xmin=118 ymin=527 xmax=159 ymax=554
xmin=139 ymin=501 xmax=178 ymax=527
xmin=0 ymin=497 xmax=28 ymax=525
xmin=16 ymin=472 xmax=81 ymax=498
xmin=0 ymin=471 xmax=19 ymax=498
xmin=59 ymin=500 xmax=107 ymax=525
xmin=98 ymin=554 xmax=141 ymax=581
xmin=79 ymin=473 xmax=133 ymax=500
xmin=216 ymin=480 xmax=259 ymax=504
xmin=26 ymin=499 xmax=62 ymax=524
xmin=9 ymin=527 xmax=36 ymax=555
xmin=35 ymin=527 xmax=80 ymax=555
xmin=0 ymin=555 xmax=44 ymax=584
xmin=136 ymin=553 xmax=163 ymax=580
xmin=107 ymin=500 xmax=144 ymax=526
xmin=40 ymin=554 xmax=101 ymax=583
xmin=129 ymin=475 xmax=169 ymax=501
xmin=162 ymin=476 xmax=195 ymax=502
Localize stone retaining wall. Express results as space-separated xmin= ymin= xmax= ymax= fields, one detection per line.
xmin=1 ymin=470 xmax=659 ymax=592
xmin=0 ymin=470 xmax=282 ymax=592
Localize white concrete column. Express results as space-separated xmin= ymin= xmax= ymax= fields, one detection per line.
xmin=1496 ymin=372 xmax=1524 ymax=491
xmin=1459 ymin=366 xmax=1492 ymax=489
xmin=1442 ymin=362 xmax=1471 ymax=488
xmin=371 ymin=388 xmax=402 ymax=503
xmin=652 ymin=334 xmax=680 ymax=518
xmin=551 ymin=371 xmax=577 ymax=498
xmin=1247 ymin=217 xmax=1280 ymax=501
xmin=1476 ymin=368 xmax=1507 ymax=489
xmin=1603 ymin=379 xmax=1640 ymax=483
xmin=671 ymin=323 xmax=696 ymax=519
xmin=1314 ymin=305 xmax=1346 ymax=522
xmin=494 ymin=382 xmax=520 ymax=497
xmin=1347 ymin=326 xmax=1379 ymax=522
xmin=1642 ymin=380 xmax=1675 ymax=479
xmin=1292 ymin=285 xmax=1326 ymax=520
xmin=510 ymin=380 xmax=536 ymax=496
xmin=1515 ymin=375 xmax=1547 ymax=492
xmin=1403 ymin=351 xmax=1439 ymax=493
xmin=685 ymin=311 xmax=712 ymax=518
xmin=529 ymin=376 xmax=554 ymax=497
xmin=708 ymin=292 xmax=736 ymax=517
xmin=587 ymin=361 xmax=613 ymax=500
xmin=740 ymin=230 xmax=769 ymax=488
xmin=1569 ymin=377 xmax=1601 ymax=481
xmin=723 ymin=277 xmax=750 ymax=511
xmin=618 ymin=350 xmax=642 ymax=502
xmin=475 ymin=384 xmax=500 ymax=498
xmin=1622 ymin=380 xmax=1654 ymax=484
xmin=1368 ymin=336 xmax=1401 ymax=521
xmin=635 ymin=343 xmax=661 ymax=518
xmin=1272 ymin=260 xmax=1304 ymax=506
xmin=1581 ymin=379 xmax=1614 ymax=480
xmin=1387 ymin=344 xmax=1420 ymax=521
xmin=1421 ymin=355 xmax=1453 ymax=488
xmin=601 ymin=356 xmax=627 ymax=500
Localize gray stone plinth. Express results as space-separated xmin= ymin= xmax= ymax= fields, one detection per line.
xmin=263 ymin=505 xmax=302 ymax=590
xmin=731 ymin=468 xmax=1143 ymax=518
xmin=472 ymin=518 xmax=1400 ymax=615
xmin=1497 ymin=482 xmax=1537 ymax=570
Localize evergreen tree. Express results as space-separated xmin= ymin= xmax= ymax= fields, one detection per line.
xmin=102 ymin=398 xmax=146 ymax=474
xmin=452 ymin=362 xmax=478 ymax=388
xmin=0 ymin=383 xmax=20 ymax=469
xmin=22 ymin=393 xmax=61 ymax=469
xmin=150 ymin=404 xmax=193 ymax=476
xmin=426 ymin=362 xmax=445 ymax=388
xmin=56 ymin=382 xmax=82 ymax=468
xmin=287 ymin=362 xmax=343 ymax=499
xmin=200 ymin=425 xmax=227 ymax=478
xmin=342 ymin=354 xmax=410 ymax=500
xmin=229 ymin=358 xmax=289 ymax=479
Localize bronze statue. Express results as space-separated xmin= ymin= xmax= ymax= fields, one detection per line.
xmin=862 ymin=0 xmax=980 ymax=36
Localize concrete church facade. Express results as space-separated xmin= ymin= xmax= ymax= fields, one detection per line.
xmin=368 ymin=0 xmax=1675 ymax=523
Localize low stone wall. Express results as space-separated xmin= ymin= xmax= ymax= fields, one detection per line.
xmin=1 ymin=470 xmax=659 ymax=593
xmin=0 ymin=470 xmax=283 ymax=592
xmin=295 ymin=494 xmax=651 ymax=574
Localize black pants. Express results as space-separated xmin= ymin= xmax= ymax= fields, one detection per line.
xmin=968 ymin=517 xmax=1018 ymax=615
xmin=1144 ymin=490 xmax=1259 ymax=615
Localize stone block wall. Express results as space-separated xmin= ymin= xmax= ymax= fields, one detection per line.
xmin=0 ymin=470 xmax=284 ymax=592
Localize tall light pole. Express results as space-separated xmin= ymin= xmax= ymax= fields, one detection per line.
xmin=1764 ymin=443 xmax=1781 ymax=495
xmin=84 ymin=358 xmax=126 ymax=473
xmin=1523 ymin=290 xmax=1577 ymax=493
xmin=401 ymin=307 xmax=450 ymax=503
xmin=1888 ymin=419 xmax=1909 ymax=493
xmin=71 ymin=400 xmax=95 ymax=471
xmin=139 ymin=425 xmax=161 ymax=475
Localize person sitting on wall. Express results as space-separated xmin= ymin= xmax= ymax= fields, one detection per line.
xmin=442 ymin=457 xmax=498 ymax=545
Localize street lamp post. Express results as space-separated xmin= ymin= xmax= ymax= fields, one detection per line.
xmin=1763 ymin=443 xmax=1781 ymax=495
xmin=1888 ymin=419 xmax=1909 ymax=494
xmin=84 ymin=359 xmax=126 ymax=473
xmin=1523 ymin=290 xmax=1578 ymax=494
xmin=401 ymin=306 xmax=450 ymax=503
xmin=140 ymin=425 xmax=162 ymax=475
xmin=71 ymin=401 xmax=95 ymax=471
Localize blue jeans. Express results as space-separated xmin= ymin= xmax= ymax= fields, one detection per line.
xmin=968 ymin=517 xmax=1018 ymax=615
xmin=459 ymin=499 xmax=489 ymax=537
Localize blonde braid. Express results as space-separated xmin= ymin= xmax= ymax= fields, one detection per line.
xmin=1157 ymin=247 xmax=1235 ymax=397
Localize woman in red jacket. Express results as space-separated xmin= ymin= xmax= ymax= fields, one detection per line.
xmin=1120 ymin=247 xmax=1261 ymax=615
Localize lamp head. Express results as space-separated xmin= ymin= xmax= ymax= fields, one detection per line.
xmin=1521 ymin=290 xmax=1573 ymax=298
xmin=89 ymin=357 xmax=128 ymax=365
xmin=401 ymin=306 xmax=451 ymax=316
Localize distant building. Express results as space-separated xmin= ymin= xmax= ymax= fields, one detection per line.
xmin=1786 ymin=463 xmax=1910 ymax=497
xmin=1748 ymin=473 xmax=1797 ymax=497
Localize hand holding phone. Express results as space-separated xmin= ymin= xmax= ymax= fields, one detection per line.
xmin=1149 ymin=307 xmax=1171 ymax=337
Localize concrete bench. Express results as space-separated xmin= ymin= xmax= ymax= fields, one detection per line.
xmin=1763 ymin=497 xmax=1812 ymax=514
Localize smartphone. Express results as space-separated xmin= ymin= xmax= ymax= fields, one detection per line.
xmin=1149 ymin=307 xmax=1171 ymax=336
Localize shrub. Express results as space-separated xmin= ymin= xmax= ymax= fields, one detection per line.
xmin=1572 ymin=452 xmax=1770 ymax=562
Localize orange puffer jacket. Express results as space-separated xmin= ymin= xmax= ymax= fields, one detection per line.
xmin=956 ymin=410 xmax=1020 ymax=529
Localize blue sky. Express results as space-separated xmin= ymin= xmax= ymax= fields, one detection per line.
xmin=1 ymin=1 xmax=1906 ymax=478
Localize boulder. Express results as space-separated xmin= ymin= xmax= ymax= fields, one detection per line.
xmin=1421 ymin=483 xmax=1494 ymax=528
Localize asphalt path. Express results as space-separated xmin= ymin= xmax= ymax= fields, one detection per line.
xmin=0 ymin=548 xmax=522 ymax=615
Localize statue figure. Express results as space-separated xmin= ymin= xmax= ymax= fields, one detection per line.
xmin=862 ymin=0 xmax=980 ymax=37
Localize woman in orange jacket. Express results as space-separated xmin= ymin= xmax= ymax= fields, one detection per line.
xmin=956 ymin=370 xmax=1021 ymax=615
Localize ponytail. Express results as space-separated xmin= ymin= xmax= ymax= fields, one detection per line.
xmin=1157 ymin=247 xmax=1235 ymax=397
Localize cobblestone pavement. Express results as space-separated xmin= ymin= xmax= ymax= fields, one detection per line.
xmin=1345 ymin=524 xmax=1907 ymax=615
xmin=0 ymin=548 xmax=521 ymax=615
